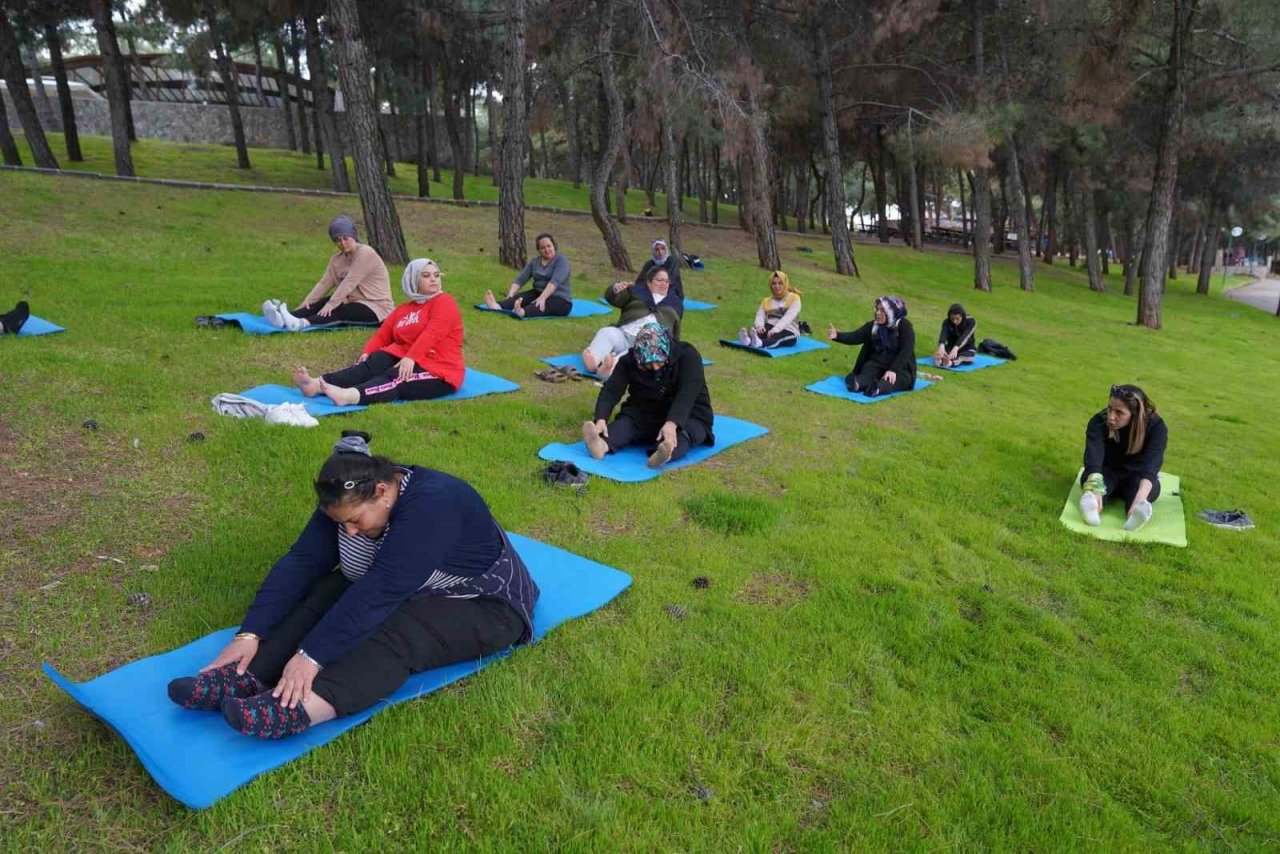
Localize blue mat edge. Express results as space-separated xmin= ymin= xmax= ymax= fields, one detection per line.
xmin=13 ymin=316 xmax=65 ymax=337
xmin=717 ymin=336 xmax=831 ymax=357
xmin=472 ymin=299 xmax=609 ymax=319
xmin=804 ymin=375 xmax=934 ymax=403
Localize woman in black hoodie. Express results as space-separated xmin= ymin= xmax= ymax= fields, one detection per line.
xmin=1079 ymin=384 xmax=1168 ymax=531
xmin=828 ymin=296 xmax=917 ymax=397
xmin=933 ymin=303 xmax=977 ymax=368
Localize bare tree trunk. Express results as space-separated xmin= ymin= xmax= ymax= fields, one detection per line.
xmin=1100 ymin=206 xmax=1112 ymax=274
xmin=970 ymin=170 xmax=993 ymax=291
xmin=0 ymin=95 xmax=21 ymax=165
xmin=327 ymin=0 xmax=407 ymax=264
xmin=88 ymin=0 xmax=133 ymax=175
xmin=957 ymin=167 xmax=967 ymax=242
xmin=873 ymin=127 xmax=889 ymax=243
xmin=45 ymin=25 xmax=82 ymax=162
xmin=1005 ymin=133 xmax=1034 ymax=291
xmin=467 ymin=80 xmax=479 ymax=177
xmin=288 ymin=22 xmax=311 ymax=155
xmin=1195 ymin=202 xmax=1220 ymax=294
xmin=413 ymin=61 xmax=430 ymax=197
xmin=741 ymin=88 xmax=779 ymax=269
xmin=439 ymin=50 xmax=467 ymax=200
xmin=25 ymin=44 xmax=55 ymax=131
xmin=1137 ymin=0 xmax=1195 ymax=329
xmin=204 ymin=0 xmax=251 ymax=169
xmin=253 ymin=38 xmax=266 ymax=107
xmin=498 ymin=0 xmax=527 ymax=269
xmin=906 ymin=115 xmax=924 ymax=250
xmin=1124 ymin=212 xmax=1141 ymax=296
xmin=272 ymin=34 xmax=297 ymax=151
xmin=664 ymin=119 xmax=683 ymax=259
xmin=1082 ymin=177 xmax=1105 ymax=292
xmin=1041 ymin=154 xmax=1059 ymax=262
xmin=0 ymin=11 xmax=57 ymax=169
xmin=814 ymin=18 xmax=857 ymax=274
xmin=559 ymin=80 xmax=580 ymax=187
xmin=794 ymin=162 xmax=810 ymax=235
xmin=697 ymin=138 xmax=709 ymax=223
xmin=712 ymin=144 xmax=720 ymax=225
xmin=304 ymin=13 xmax=349 ymax=191
xmin=422 ymin=61 xmax=441 ymax=182
xmin=1064 ymin=166 xmax=1078 ymax=267
xmin=588 ymin=0 xmax=631 ymax=270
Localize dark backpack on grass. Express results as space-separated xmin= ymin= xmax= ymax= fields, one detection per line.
xmin=978 ymin=338 xmax=1017 ymax=360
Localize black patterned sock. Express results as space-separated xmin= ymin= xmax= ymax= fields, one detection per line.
xmin=167 ymin=664 xmax=264 ymax=710
xmin=221 ymin=692 xmax=313 ymax=739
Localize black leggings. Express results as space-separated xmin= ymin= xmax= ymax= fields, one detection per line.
xmin=292 ymin=301 xmax=379 ymax=327
xmin=499 ymin=289 xmax=572 ymax=317
xmin=845 ymin=358 xmax=913 ymax=395
xmin=604 ymin=410 xmax=711 ymax=461
xmin=761 ymin=329 xmax=798 ymax=349
xmin=1080 ymin=467 xmax=1162 ymax=506
xmin=323 ymin=350 xmax=455 ymax=405
xmin=248 ymin=572 xmax=525 ymax=717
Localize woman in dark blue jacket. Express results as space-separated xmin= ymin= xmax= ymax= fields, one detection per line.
xmin=168 ymin=433 xmax=539 ymax=739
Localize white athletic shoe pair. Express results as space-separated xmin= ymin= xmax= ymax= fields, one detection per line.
xmin=264 ymin=402 xmax=319 ymax=428
xmin=736 ymin=327 xmax=762 ymax=348
xmin=261 ymin=299 xmax=306 ymax=331
xmin=1079 ymin=492 xmax=1152 ymax=531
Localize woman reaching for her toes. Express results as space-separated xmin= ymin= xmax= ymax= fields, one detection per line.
xmin=1078 ymin=384 xmax=1168 ymax=532
xmin=292 ymin=258 xmax=464 ymax=407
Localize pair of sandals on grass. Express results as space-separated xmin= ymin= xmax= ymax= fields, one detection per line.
xmin=534 ymin=365 xmax=589 ymax=383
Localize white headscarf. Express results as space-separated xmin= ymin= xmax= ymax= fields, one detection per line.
xmin=401 ymin=258 xmax=443 ymax=303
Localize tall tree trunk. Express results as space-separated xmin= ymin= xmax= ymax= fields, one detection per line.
xmin=0 ymin=11 xmax=57 ymax=169
xmin=467 ymin=80 xmax=479 ymax=177
xmin=873 ymin=126 xmax=889 ymax=243
xmin=253 ymin=39 xmax=266 ymax=107
xmin=0 ymin=94 xmax=21 ymax=165
xmin=815 ymin=16 xmax=857 ymax=274
xmin=423 ymin=60 xmax=441 ymax=182
xmin=1063 ymin=166 xmax=1078 ymax=266
xmin=794 ymin=162 xmax=810 ymax=235
xmin=1100 ymin=206 xmax=1112 ymax=274
xmin=560 ymin=80 xmax=580 ymax=187
xmin=373 ymin=70 xmax=395 ymax=178
xmin=413 ymin=61 xmax=430 ymax=197
xmin=994 ymin=164 xmax=1008 ymax=254
xmin=45 ymin=25 xmax=82 ymax=162
xmin=588 ymin=0 xmax=631 ymax=270
xmin=498 ymin=0 xmax=527 ymax=269
xmin=485 ymin=83 xmax=499 ymax=185
xmin=971 ymin=170 xmax=993 ymax=291
xmin=906 ymin=114 xmax=924 ymax=250
xmin=288 ymin=22 xmax=311 ymax=154
xmin=1041 ymin=156 xmax=1060 ymax=263
xmin=439 ymin=49 xmax=467 ymax=200
xmin=26 ymin=44 xmax=55 ymax=131
xmin=327 ymin=0 xmax=406 ymax=263
xmin=98 ymin=9 xmax=134 ymax=142
xmin=1006 ymin=134 xmax=1034 ymax=291
xmin=305 ymin=12 xmax=349 ymax=192
xmin=711 ymin=143 xmax=720 ymax=225
xmin=87 ymin=0 xmax=133 ymax=175
xmin=1195 ymin=202 xmax=1220 ymax=295
xmin=697 ymin=138 xmax=709 ymax=224
xmin=1137 ymin=1 xmax=1195 ymax=328
xmin=957 ymin=167 xmax=968 ymax=242
xmin=1082 ymin=176 xmax=1105 ymax=292
xmin=741 ymin=87 xmax=779 ymax=270
xmin=1123 ymin=212 xmax=1141 ymax=296
xmin=664 ymin=119 xmax=683 ymax=259
xmin=272 ymin=34 xmax=297 ymax=151
xmin=203 ymin=0 xmax=251 ymax=169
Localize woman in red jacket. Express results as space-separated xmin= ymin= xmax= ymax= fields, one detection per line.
xmin=293 ymin=259 xmax=465 ymax=406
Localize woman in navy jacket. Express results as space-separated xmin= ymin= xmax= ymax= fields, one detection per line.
xmin=168 ymin=433 xmax=539 ymax=739
xmin=1079 ymin=384 xmax=1168 ymax=531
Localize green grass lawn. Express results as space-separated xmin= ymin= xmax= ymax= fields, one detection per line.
xmin=1 ymin=163 xmax=1279 ymax=849
xmin=12 ymin=131 xmax=738 ymax=220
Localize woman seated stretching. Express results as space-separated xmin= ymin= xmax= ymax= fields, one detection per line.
xmin=583 ymin=266 xmax=684 ymax=379
xmin=581 ymin=323 xmax=714 ymax=469
xmin=0 ymin=300 xmax=30 ymax=335
xmin=293 ymin=258 xmax=464 ymax=406
xmin=167 ymin=432 xmax=539 ymax=739
xmin=933 ymin=303 xmax=977 ymax=368
xmin=263 ymin=215 xmax=394 ymax=330
xmin=738 ymin=270 xmax=801 ymax=349
xmin=828 ymin=296 xmax=917 ymax=397
xmin=483 ymin=233 xmax=572 ymax=317
xmin=1079 ymin=384 xmax=1168 ymax=531
xmin=635 ymin=238 xmax=683 ymax=297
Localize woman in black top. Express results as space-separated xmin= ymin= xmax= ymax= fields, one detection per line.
xmin=580 ymin=323 xmax=714 ymax=469
xmin=828 ymin=296 xmax=917 ymax=396
xmin=933 ymin=303 xmax=977 ymax=368
xmin=1079 ymin=384 xmax=1168 ymax=531
xmin=633 ymin=239 xmax=683 ymax=297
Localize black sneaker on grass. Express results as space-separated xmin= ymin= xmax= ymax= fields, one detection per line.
xmin=0 ymin=300 xmax=30 ymax=335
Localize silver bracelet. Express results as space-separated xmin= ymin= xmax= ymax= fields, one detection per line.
xmin=296 ymin=648 xmax=324 ymax=670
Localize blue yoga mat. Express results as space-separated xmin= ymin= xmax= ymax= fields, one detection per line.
xmin=213 ymin=312 xmax=378 ymax=335
xmin=537 ymin=414 xmax=768 ymax=483
xmin=540 ymin=353 xmax=711 ymax=380
xmin=805 ymin=375 xmax=933 ymax=404
xmin=915 ymin=354 xmax=1006 ymax=373
xmin=718 ymin=336 xmax=831 ymax=358
xmin=596 ymin=296 xmax=716 ymax=312
xmin=238 ymin=368 xmax=519 ymax=416
xmin=44 ymin=533 xmax=631 ymax=810
xmin=11 ymin=316 xmax=65 ymax=337
xmin=473 ymin=299 xmax=610 ymax=319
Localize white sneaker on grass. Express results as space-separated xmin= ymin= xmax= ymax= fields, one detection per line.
xmin=1123 ymin=500 xmax=1153 ymax=532
xmin=278 ymin=302 xmax=306 ymax=332
xmin=262 ymin=299 xmax=285 ymax=328
xmin=1079 ymin=492 xmax=1101 ymax=527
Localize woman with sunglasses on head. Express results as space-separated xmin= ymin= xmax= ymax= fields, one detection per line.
xmin=166 ymin=432 xmax=539 ymax=739
xmin=262 ymin=214 xmax=394 ymax=330
xmin=292 ymin=258 xmax=464 ymax=407
xmin=1079 ymin=384 xmax=1168 ymax=531
xmin=580 ymin=323 xmax=714 ymax=469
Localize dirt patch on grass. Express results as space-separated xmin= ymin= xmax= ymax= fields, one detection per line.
xmin=737 ymin=573 xmax=813 ymax=608
xmin=0 ymin=420 xmax=99 ymax=542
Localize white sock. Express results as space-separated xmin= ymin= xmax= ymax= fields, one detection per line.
xmin=1079 ymin=492 xmax=1102 ymax=526
xmin=262 ymin=299 xmax=284 ymax=328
